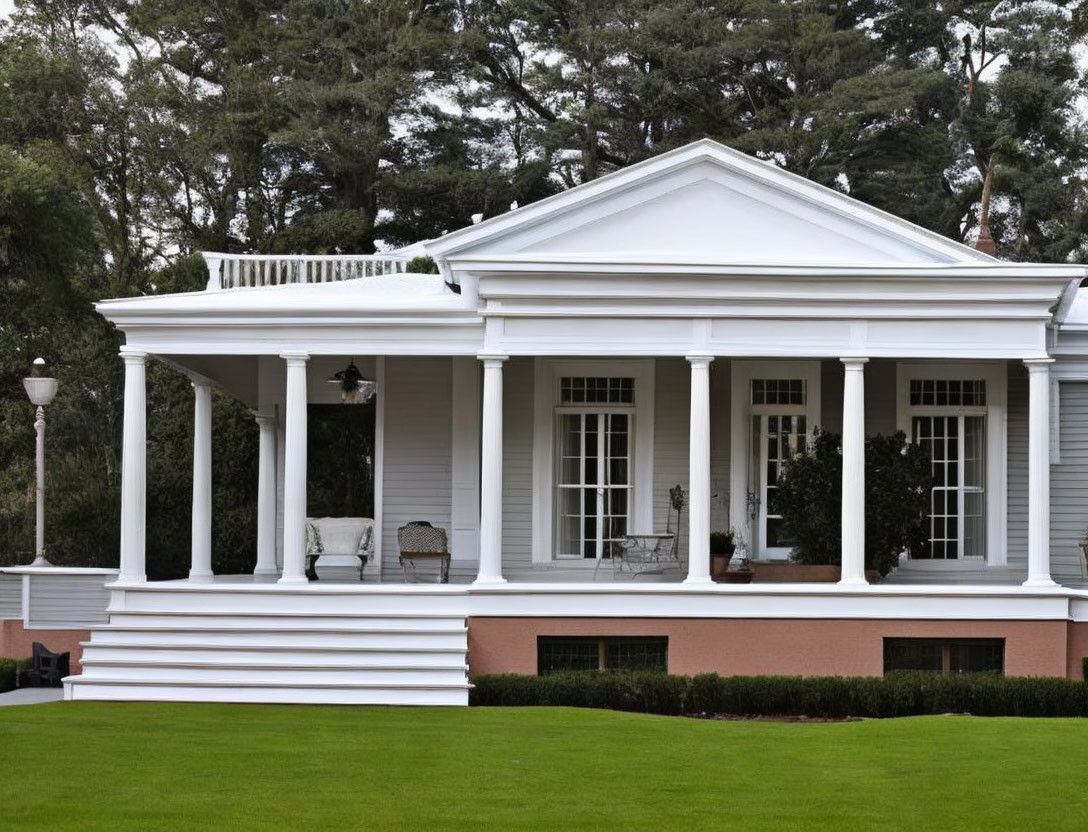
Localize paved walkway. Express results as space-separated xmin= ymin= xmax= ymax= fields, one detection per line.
xmin=0 ymin=688 xmax=64 ymax=706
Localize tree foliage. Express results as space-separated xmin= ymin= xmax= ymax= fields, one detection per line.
xmin=776 ymin=429 xmax=933 ymax=576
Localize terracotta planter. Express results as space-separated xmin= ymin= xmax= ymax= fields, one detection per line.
xmin=748 ymin=563 xmax=881 ymax=583
xmin=716 ymin=569 xmax=753 ymax=584
xmin=710 ymin=552 xmax=734 ymax=580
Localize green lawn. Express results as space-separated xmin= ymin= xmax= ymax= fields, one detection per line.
xmin=2 ymin=704 xmax=1087 ymax=831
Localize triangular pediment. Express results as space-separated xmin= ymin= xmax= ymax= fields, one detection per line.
xmin=426 ymin=140 xmax=990 ymax=268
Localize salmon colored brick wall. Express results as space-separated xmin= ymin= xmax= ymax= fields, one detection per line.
xmin=0 ymin=620 xmax=88 ymax=674
xmin=1066 ymin=622 xmax=1088 ymax=680
xmin=468 ymin=617 xmax=1071 ymax=679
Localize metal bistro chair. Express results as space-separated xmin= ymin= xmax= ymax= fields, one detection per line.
xmin=596 ymin=485 xmax=685 ymax=579
xmin=397 ymin=522 xmax=452 ymax=583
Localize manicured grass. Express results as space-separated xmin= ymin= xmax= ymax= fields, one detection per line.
xmin=2 ymin=704 xmax=1088 ymax=830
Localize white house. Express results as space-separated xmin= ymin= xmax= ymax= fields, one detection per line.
xmin=67 ymin=138 xmax=1088 ymax=705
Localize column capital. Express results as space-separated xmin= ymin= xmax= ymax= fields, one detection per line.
xmin=188 ymin=375 xmax=213 ymax=390
xmin=839 ymin=357 xmax=869 ymax=368
xmin=119 ymin=348 xmax=148 ymax=363
xmin=477 ymin=353 xmax=508 ymax=366
xmin=254 ymin=412 xmax=276 ymax=428
xmin=1023 ymin=358 xmax=1056 ymax=371
xmin=685 ymin=354 xmax=715 ymax=365
xmin=280 ymin=351 xmax=310 ymax=364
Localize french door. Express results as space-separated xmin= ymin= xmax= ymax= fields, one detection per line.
xmin=912 ymin=414 xmax=986 ymax=559
xmin=758 ymin=413 xmax=808 ymax=553
xmin=556 ymin=412 xmax=632 ymax=559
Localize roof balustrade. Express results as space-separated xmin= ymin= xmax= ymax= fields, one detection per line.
xmin=201 ymin=252 xmax=411 ymax=291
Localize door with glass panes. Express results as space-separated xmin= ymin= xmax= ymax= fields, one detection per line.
xmin=556 ymin=410 xmax=632 ymax=560
xmin=908 ymin=378 xmax=987 ymax=559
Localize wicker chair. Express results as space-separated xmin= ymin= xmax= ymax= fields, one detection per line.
xmin=397 ymin=522 xmax=452 ymax=583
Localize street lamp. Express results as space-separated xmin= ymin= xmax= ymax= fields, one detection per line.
xmin=22 ymin=358 xmax=58 ymax=567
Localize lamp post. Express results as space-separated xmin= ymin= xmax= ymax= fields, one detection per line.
xmin=22 ymin=358 xmax=58 ymax=567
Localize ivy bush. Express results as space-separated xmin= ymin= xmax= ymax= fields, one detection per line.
xmin=775 ymin=429 xmax=932 ymax=576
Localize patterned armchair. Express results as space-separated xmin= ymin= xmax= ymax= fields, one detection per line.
xmin=397 ymin=522 xmax=451 ymax=583
xmin=305 ymin=517 xmax=374 ymax=581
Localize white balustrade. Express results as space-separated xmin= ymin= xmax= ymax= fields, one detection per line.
xmin=202 ymin=253 xmax=412 ymax=291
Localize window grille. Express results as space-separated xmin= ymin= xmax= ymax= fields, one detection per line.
xmin=909 ymin=379 xmax=986 ymax=407
xmin=883 ymin=638 xmax=1004 ymax=675
xmin=560 ymin=377 xmax=634 ymax=405
xmin=537 ymin=636 xmax=668 ymax=674
xmin=751 ymin=379 xmax=805 ymax=406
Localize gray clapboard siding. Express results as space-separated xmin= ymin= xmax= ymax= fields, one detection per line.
xmin=381 ymin=357 xmax=453 ymax=580
xmin=653 ymin=358 xmax=690 ymax=556
xmin=0 ymin=574 xmax=21 ymax=619
xmin=1007 ymin=366 xmax=1028 ymax=571
xmin=819 ymin=358 xmax=897 ymax=436
xmin=1050 ymin=381 xmax=1088 ymax=584
xmin=26 ymin=574 xmax=110 ymax=627
xmin=502 ymin=358 xmax=534 ymax=567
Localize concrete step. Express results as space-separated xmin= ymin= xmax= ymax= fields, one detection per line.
xmin=90 ymin=625 xmax=467 ymax=650
xmin=65 ymin=677 xmax=470 ymax=706
xmin=80 ymin=642 xmax=468 ymax=667
xmin=78 ymin=659 xmax=468 ymax=686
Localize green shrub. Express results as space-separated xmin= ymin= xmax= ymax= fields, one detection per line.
xmin=405 ymin=255 xmax=439 ymax=275
xmin=1083 ymin=656 xmax=1088 ymax=682
xmin=472 ymin=671 xmax=1088 ymax=718
xmin=471 ymin=671 xmax=689 ymax=715
xmin=710 ymin=531 xmax=736 ymax=555
xmin=776 ymin=429 xmax=933 ymax=575
xmin=0 ymin=658 xmax=16 ymax=693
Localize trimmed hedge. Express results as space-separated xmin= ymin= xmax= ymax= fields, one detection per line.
xmin=1083 ymin=656 xmax=1088 ymax=682
xmin=470 ymin=671 xmax=1088 ymax=718
xmin=0 ymin=658 xmax=34 ymax=693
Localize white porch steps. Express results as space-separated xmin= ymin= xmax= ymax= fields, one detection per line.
xmin=66 ymin=586 xmax=471 ymax=705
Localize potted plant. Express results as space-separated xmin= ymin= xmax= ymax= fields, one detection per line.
xmin=710 ymin=530 xmax=736 ymax=579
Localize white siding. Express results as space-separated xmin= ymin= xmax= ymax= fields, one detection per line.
xmin=381 ymin=357 xmax=453 ymax=580
xmin=1050 ymin=381 xmax=1088 ymax=583
xmin=502 ymin=358 xmax=534 ymax=569
xmin=654 ymin=359 xmax=690 ymax=557
xmin=0 ymin=574 xmax=20 ymax=619
xmin=26 ymin=574 xmax=110 ymax=627
xmin=1007 ymin=365 xmax=1028 ymax=571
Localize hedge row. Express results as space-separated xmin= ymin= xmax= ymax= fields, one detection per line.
xmin=470 ymin=671 xmax=1088 ymax=718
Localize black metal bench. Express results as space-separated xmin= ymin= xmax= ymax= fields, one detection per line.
xmin=17 ymin=642 xmax=70 ymax=688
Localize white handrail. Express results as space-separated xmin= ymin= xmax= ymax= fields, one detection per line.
xmin=201 ymin=252 xmax=412 ymax=291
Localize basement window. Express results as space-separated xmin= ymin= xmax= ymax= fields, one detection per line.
xmin=537 ymin=636 xmax=668 ymax=675
xmin=883 ymin=638 xmax=1004 ymax=675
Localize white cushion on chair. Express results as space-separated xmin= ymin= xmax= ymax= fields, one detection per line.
xmin=306 ymin=517 xmax=373 ymax=558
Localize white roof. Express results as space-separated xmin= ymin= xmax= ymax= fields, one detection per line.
xmin=97 ymin=274 xmax=465 ymax=319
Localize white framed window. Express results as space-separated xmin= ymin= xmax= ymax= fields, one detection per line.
xmin=730 ymin=361 xmax=821 ymax=560
xmin=897 ymin=362 xmax=1007 ymax=565
xmin=532 ymin=360 xmax=655 ymax=564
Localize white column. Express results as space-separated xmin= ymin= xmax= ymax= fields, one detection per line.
xmin=684 ymin=355 xmax=714 ymax=584
xmin=254 ymin=412 xmax=279 ymax=579
xmin=839 ymin=358 xmax=868 ymax=586
xmin=188 ymin=379 xmax=214 ymax=582
xmin=1024 ymin=358 xmax=1057 ymax=587
xmin=279 ymin=353 xmax=310 ymax=585
xmin=476 ymin=355 xmax=507 ymax=584
xmin=119 ymin=349 xmax=148 ymax=583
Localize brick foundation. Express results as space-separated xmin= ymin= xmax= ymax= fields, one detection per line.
xmin=469 ymin=617 xmax=1081 ymax=679
xmin=0 ymin=620 xmax=89 ymax=674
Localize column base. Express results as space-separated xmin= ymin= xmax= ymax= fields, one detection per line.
xmin=473 ymin=576 xmax=507 ymax=586
xmin=187 ymin=571 xmax=214 ymax=583
xmin=29 ymin=556 xmax=52 ymax=568
xmin=682 ymin=576 xmax=714 ymax=586
xmin=837 ymin=577 xmax=870 ymax=587
xmin=116 ymin=573 xmax=146 ymax=584
xmin=1022 ymin=577 xmax=1059 ymax=588
xmin=277 ymin=575 xmax=310 ymax=586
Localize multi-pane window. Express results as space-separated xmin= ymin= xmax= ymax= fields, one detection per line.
xmin=560 ymin=376 xmax=634 ymax=405
xmin=752 ymin=379 xmax=804 ymax=406
xmin=909 ymin=379 xmax=986 ymax=407
xmin=556 ymin=377 xmax=634 ymax=559
xmin=883 ymin=638 xmax=1004 ymax=675
xmin=537 ymin=636 xmax=668 ymax=674
xmin=751 ymin=379 xmax=808 ymax=553
xmin=910 ymin=377 xmax=987 ymax=560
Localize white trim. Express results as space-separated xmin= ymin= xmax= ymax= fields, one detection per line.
xmin=895 ymin=361 xmax=1007 ymax=567
xmin=729 ymin=360 xmax=822 ymax=560
xmin=1051 ymin=378 xmax=1061 ymax=464
xmin=531 ymin=359 xmax=655 ymax=564
xmin=373 ymin=356 xmax=385 ymax=575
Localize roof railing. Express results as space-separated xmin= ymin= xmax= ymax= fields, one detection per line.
xmin=201 ymin=252 xmax=411 ymax=291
